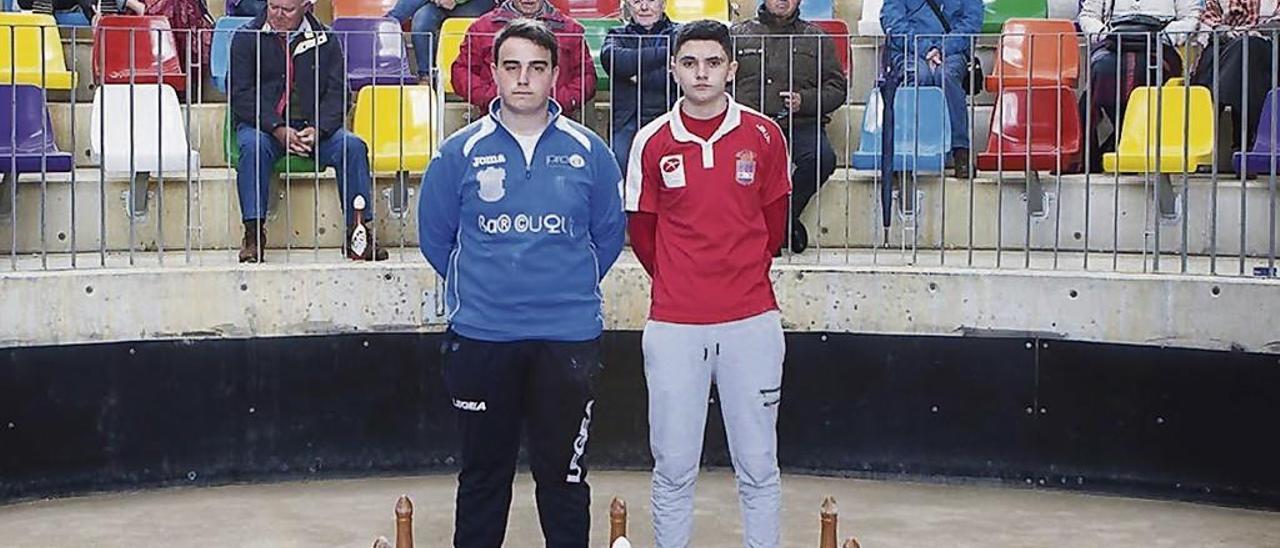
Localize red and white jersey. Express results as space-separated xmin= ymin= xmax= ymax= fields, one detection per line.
xmin=625 ymin=96 xmax=792 ymax=325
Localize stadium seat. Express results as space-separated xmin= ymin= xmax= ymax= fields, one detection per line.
xmin=811 ymin=19 xmax=851 ymax=76
xmin=1103 ymin=85 xmax=1215 ymax=173
xmin=352 ymin=85 xmax=438 ymax=214
xmin=223 ymin=112 xmax=319 ymax=175
xmin=332 ymin=17 xmax=414 ymax=90
xmin=983 ymin=0 xmax=1048 ymax=34
xmin=799 ymin=0 xmax=833 ymax=20
xmin=851 ymin=86 xmax=951 ymax=173
xmin=666 ymin=0 xmax=728 ymax=22
xmin=549 ymin=0 xmax=621 ymax=19
xmin=92 ymin=16 xmax=187 ymax=92
xmin=985 ymin=18 xmax=1080 ymax=91
xmin=857 ymin=0 xmax=883 ymax=36
xmin=1234 ymin=88 xmax=1280 ymax=175
xmin=333 ymin=0 xmax=397 ymax=19
xmin=437 ymin=17 xmax=476 ymax=94
xmin=977 ymin=86 xmax=1081 ymax=171
xmin=0 ymin=13 xmax=75 ymax=90
xmin=211 ymin=16 xmax=252 ymax=94
xmin=91 ymin=84 xmax=201 ymax=215
xmin=581 ymin=18 xmax=619 ymax=92
xmin=0 ymin=85 xmax=73 ymax=184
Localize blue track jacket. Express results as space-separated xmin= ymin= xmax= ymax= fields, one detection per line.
xmin=418 ymin=100 xmax=626 ymax=342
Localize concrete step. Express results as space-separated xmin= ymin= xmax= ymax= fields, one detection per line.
xmin=3 ymin=168 xmax=1278 ymax=258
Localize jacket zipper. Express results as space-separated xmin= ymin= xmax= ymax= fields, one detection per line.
xmin=276 ymin=34 xmax=293 ymax=117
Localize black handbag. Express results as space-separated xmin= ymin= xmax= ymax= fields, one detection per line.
xmin=1104 ymin=14 xmax=1171 ymax=52
xmin=922 ymin=0 xmax=984 ymax=95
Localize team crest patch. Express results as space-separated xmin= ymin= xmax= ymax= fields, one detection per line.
xmin=477 ymin=166 xmax=506 ymax=202
xmin=660 ymin=154 xmax=686 ymax=189
xmin=735 ymin=150 xmax=756 ymax=186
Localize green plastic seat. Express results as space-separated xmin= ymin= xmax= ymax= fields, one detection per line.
xmin=580 ymin=18 xmax=620 ymax=92
xmin=223 ymin=112 xmax=320 ymax=174
xmin=982 ymin=0 xmax=1048 ymax=33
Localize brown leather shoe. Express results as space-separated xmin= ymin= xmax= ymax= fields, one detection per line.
xmin=346 ymin=222 xmax=389 ymax=261
xmin=239 ymin=220 xmax=265 ymax=263
xmin=952 ymin=148 xmax=971 ymax=179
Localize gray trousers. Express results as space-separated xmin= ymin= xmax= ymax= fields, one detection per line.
xmin=643 ymin=310 xmax=785 ymax=548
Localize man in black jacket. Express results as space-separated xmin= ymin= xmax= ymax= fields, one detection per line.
xmin=229 ymin=0 xmax=386 ymax=263
xmin=731 ymin=0 xmax=846 ymax=254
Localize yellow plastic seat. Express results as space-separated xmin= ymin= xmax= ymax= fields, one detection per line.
xmin=0 ymin=13 xmax=76 ymax=90
xmin=666 ymin=0 xmax=729 ymax=22
xmin=352 ymin=84 xmax=439 ymax=175
xmin=1103 ymin=86 xmax=1215 ymax=173
xmin=437 ymin=17 xmax=476 ymax=94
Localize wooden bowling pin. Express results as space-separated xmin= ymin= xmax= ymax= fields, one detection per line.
xmin=395 ymin=495 xmax=413 ymax=548
xmin=609 ymin=497 xmax=628 ymax=545
xmin=820 ymin=496 xmax=838 ymax=548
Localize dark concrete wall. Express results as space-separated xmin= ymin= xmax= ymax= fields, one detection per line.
xmin=2 ymin=333 xmax=1278 ymax=508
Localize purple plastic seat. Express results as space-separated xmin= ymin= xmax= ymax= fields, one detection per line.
xmin=1235 ymin=88 xmax=1280 ymax=175
xmin=331 ymin=17 xmax=413 ymax=91
xmin=0 ymin=85 xmax=73 ymax=178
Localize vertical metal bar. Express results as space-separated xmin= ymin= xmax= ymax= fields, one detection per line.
xmin=98 ymin=25 xmax=106 ymax=267
xmin=39 ymin=27 xmax=47 ymax=270
xmin=128 ymin=28 xmax=137 ymax=267
xmin=1052 ymin=29 xmax=1065 ymax=270
xmin=1210 ymin=30 xmax=1220 ymax=274
xmin=1270 ymin=30 xmax=1278 ymax=273
xmin=1153 ymin=38 xmax=1164 ymax=272
xmin=70 ymin=25 xmax=78 ymax=268
xmin=7 ymin=25 xmax=16 ymax=271
xmin=1024 ymin=32 xmax=1033 ymax=269
xmin=185 ymin=27 xmax=194 ymax=265
xmin=1240 ymin=33 xmax=1250 ymax=274
xmin=1112 ymin=34 xmax=1121 ymax=272
xmin=967 ymin=33 xmax=976 ymax=266
xmin=1179 ymin=33 xmax=1191 ymax=274
xmin=1083 ymin=28 xmax=1093 ymax=271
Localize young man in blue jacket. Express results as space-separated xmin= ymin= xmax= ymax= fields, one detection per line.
xmin=417 ymin=18 xmax=626 ymax=548
xmin=600 ymin=0 xmax=680 ymax=170
xmin=881 ymin=0 xmax=982 ymax=178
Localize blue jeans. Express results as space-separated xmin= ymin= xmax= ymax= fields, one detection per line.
xmin=227 ymin=0 xmax=265 ymax=17
xmin=235 ymin=124 xmax=373 ymax=225
xmin=895 ymin=53 xmax=971 ymax=151
xmin=386 ymin=0 xmax=496 ymax=78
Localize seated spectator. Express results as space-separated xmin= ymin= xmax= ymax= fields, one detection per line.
xmin=18 ymin=0 xmax=144 ymax=19
xmin=1193 ymin=0 xmax=1279 ymax=151
xmin=732 ymin=0 xmax=846 ymax=253
xmin=228 ymin=0 xmax=387 ymax=263
xmin=600 ymin=0 xmax=680 ymax=170
xmin=386 ymin=0 xmax=497 ymax=84
xmin=881 ymin=0 xmax=982 ymax=179
xmin=1078 ymin=0 xmax=1200 ymax=169
xmin=451 ymin=0 xmax=597 ymax=115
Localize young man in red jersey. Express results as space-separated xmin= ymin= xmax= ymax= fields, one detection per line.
xmin=624 ymin=19 xmax=791 ymax=548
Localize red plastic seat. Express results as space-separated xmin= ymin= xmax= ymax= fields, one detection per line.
xmin=811 ymin=19 xmax=850 ymax=76
xmin=92 ymin=15 xmax=186 ymax=91
xmin=984 ymin=18 xmax=1079 ymax=92
xmin=976 ymin=86 xmax=1082 ymax=172
xmin=548 ymin=0 xmax=621 ymax=18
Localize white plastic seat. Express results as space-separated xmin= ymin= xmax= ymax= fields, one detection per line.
xmin=858 ymin=0 xmax=884 ymax=36
xmin=90 ymin=84 xmax=201 ymax=178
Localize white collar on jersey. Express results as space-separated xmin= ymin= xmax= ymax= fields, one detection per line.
xmin=668 ymin=94 xmax=744 ymax=169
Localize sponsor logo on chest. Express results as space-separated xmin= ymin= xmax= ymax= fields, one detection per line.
xmin=735 ymin=150 xmax=756 ymax=186
xmin=546 ymin=154 xmax=586 ymax=169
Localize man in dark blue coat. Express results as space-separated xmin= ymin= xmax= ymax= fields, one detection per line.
xmin=600 ymin=0 xmax=680 ymax=171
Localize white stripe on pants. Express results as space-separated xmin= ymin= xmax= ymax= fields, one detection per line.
xmin=643 ymin=310 xmax=784 ymax=548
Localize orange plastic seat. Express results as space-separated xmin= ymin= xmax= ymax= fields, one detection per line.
xmin=984 ymin=18 xmax=1079 ymax=92
xmin=92 ymin=15 xmax=187 ymax=92
xmin=333 ymin=0 xmax=398 ymax=18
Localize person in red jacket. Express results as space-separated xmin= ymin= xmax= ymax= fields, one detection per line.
xmin=451 ymin=0 xmax=597 ymax=115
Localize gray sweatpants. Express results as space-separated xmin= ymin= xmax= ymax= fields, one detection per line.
xmin=643 ymin=310 xmax=785 ymax=548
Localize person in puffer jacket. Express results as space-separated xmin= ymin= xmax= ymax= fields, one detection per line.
xmin=451 ymin=0 xmax=597 ymax=115
xmin=600 ymin=0 xmax=680 ymax=171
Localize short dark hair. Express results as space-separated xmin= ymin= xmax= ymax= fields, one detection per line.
xmin=672 ymin=19 xmax=732 ymax=59
xmin=494 ymin=18 xmax=559 ymax=68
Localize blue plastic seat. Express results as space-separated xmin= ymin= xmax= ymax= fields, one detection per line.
xmin=799 ymin=0 xmax=833 ymax=19
xmin=851 ymin=87 xmax=951 ymax=173
xmin=211 ymin=16 xmax=252 ymax=94
xmin=1234 ymin=88 xmax=1280 ymax=175
xmin=331 ymin=17 xmax=413 ymax=90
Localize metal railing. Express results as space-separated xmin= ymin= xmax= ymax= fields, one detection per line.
xmin=0 ymin=21 xmax=1276 ymax=280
